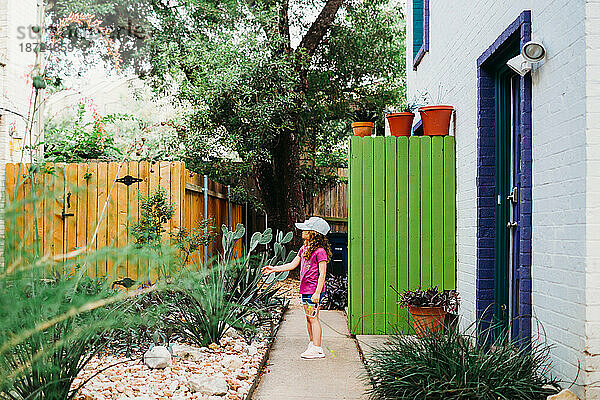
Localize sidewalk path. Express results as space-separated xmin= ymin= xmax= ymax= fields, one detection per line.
xmin=252 ymin=306 xmax=370 ymax=400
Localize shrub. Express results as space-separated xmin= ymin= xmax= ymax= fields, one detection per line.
xmin=365 ymin=324 xmax=560 ymax=400
xmin=165 ymin=224 xmax=292 ymax=346
xmin=397 ymin=286 xmax=459 ymax=313
xmin=322 ymin=274 xmax=347 ymax=310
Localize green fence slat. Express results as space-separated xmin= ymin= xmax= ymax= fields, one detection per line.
xmin=373 ymin=137 xmax=386 ymax=333
xmin=408 ymin=138 xmax=421 ymax=292
xmin=348 ymin=136 xmax=363 ymax=334
xmin=431 ymin=137 xmax=445 ymax=288
xmin=443 ymin=136 xmax=456 ymax=289
xmin=420 ymin=137 xmax=432 ymax=288
xmin=385 ymin=137 xmax=398 ymax=333
xmin=362 ymin=138 xmax=375 ymax=334
xmin=397 ymin=137 xmax=410 ymax=333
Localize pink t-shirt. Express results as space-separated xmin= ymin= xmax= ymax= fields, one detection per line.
xmin=298 ymin=246 xmax=328 ymax=294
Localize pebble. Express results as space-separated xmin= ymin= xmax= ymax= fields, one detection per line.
xmin=72 ymin=335 xmax=269 ymax=400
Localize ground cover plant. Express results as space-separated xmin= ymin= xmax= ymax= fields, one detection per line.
xmin=365 ymin=323 xmax=561 ymax=400
xmin=0 ymin=177 xmax=290 ymax=399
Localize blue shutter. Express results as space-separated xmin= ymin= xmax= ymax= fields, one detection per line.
xmin=412 ymin=0 xmax=424 ymax=59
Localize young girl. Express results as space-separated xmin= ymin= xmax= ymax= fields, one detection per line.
xmin=262 ymin=216 xmax=332 ymax=359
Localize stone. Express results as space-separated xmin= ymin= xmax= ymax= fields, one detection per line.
xmin=223 ymin=325 xmax=242 ymax=339
xmin=547 ymin=389 xmax=580 ymax=400
xmin=172 ymin=343 xmax=204 ymax=361
xmin=143 ymin=345 xmax=172 ymax=369
xmin=187 ymin=375 xmax=229 ymax=396
xmin=221 ymin=354 xmax=244 ymax=370
xmin=245 ymin=344 xmax=258 ymax=355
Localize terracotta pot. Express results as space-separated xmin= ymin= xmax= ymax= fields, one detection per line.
xmin=386 ymin=112 xmax=415 ymax=137
xmin=409 ymin=306 xmax=447 ymax=337
xmin=418 ymin=105 xmax=454 ymax=136
xmin=351 ymin=122 xmax=374 ymax=137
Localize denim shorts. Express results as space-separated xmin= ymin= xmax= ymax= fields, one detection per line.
xmin=301 ymin=292 xmax=326 ymax=307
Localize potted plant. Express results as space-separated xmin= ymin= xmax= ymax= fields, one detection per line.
xmin=386 ymin=103 xmax=419 ymax=137
xmin=397 ymin=286 xmax=459 ymax=337
xmin=350 ymin=110 xmax=378 ymax=137
xmin=418 ymin=105 xmax=454 ymax=136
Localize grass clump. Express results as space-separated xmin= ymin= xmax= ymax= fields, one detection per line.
xmin=366 ymin=325 xmax=560 ymax=400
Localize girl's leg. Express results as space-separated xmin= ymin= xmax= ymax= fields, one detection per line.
xmin=305 ymin=315 xmax=314 ymax=342
xmin=310 ymin=309 xmax=323 ymax=347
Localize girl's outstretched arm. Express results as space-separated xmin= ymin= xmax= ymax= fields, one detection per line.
xmin=262 ymin=255 xmax=301 ymax=274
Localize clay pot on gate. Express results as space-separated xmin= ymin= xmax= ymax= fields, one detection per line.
xmin=351 ymin=122 xmax=375 ymax=137
xmin=386 ymin=112 xmax=415 ymax=137
xmin=418 ymin=105 xmax=454 ymax=136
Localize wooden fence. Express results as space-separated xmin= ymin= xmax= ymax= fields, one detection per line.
xmin=5 ymin=161 xmax=244 ymax=279
xmin=348 ymin=136 xmax=456 ymax=335
xmin=306 ymin=168 xmax=348 ymax=233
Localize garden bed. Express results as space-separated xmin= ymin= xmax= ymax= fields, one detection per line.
xmin=73 ymin=303 xmax=289 ymax=400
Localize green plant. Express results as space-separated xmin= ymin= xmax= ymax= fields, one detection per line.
xmin=131 ymin=188 xmax=175 ymax=247
xmin=172 ymin=218 xmax=218 ymax=266
xmin=349 ymin=109 xmax=379 ymax=122
xmin=396 ymin=286 xmax=460 ymax=314
xmin=365 ymin=323 xmax=560 ymax=400
xmin=39 ymin=102 xmax=127 ymax=162
xmin=321 ymin=274 xmax=348 ymax=311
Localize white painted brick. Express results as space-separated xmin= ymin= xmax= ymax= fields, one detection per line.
xmin=407 ymin=0 xmax=600 ymax=396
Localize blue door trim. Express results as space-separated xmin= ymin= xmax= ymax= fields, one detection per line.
xmin=476 ymin=10 xmax=532 ymax=343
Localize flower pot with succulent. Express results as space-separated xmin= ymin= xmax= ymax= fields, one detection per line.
xmin=386 ymin=103 xmax=419 ymax=137
xmin=418 ymin=105 xmax=454 ymax=136
xmin=350 ymin=110 xmax=378 ymax=137
xmin=397 ymin=286 xmax=459 ymax=337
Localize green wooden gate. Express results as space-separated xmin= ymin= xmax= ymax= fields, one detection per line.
xmin=348 ymin=136 xmax=456 ymax=335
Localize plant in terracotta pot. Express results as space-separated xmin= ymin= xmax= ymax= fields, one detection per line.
xmin=417 ymin=87 xmax=454 ymax=136
xmin=386 ymin=103 xmax=420 ymax=137
xmin=397 ymin=286 xmax=459 ymax=337
xmin=350 ymin=109 xmax=378 ymax=137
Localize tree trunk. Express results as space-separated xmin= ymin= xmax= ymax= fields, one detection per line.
xmin=255 ymin=129 xmax=305 ymax=248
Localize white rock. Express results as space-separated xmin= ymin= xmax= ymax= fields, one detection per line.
xmin=547 ymin=389 xmax=580 ymax=400
xmin=223 ymin=324 xmax=242 ymax=339
xmin=187 ymin=375 xmax=229 ymax=396
xmin=221 ymin=354 xmax=244 ymax=370
xmin=245 ymin=344 xmax=258 ymax=355
xmin=172 ymin=343 xmax=204 ymax=361
xmin=143 ymin=345 xmax=172 ymax=369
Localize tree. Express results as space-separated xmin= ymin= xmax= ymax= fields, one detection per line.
xmin=146 ymin=0 xmax=406 ymax=236
xmin=46 ymin=0 xmax=406 ymax=236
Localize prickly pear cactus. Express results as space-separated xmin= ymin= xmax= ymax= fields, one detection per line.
xmin=220 ymin=224 xmax=294 ymax=285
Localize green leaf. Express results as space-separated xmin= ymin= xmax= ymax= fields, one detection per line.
xmin=285 ymin=250 xmax=297 ymax=263
xmin=281 ymin=231 xmax=293 ymax=244
xmin=249 ymin=232 xmax=262 ymax=252
xmin=259 ymin=228 xmax=273 ymax=245
xmin=233 ymin=224 xmax=245 ymax=239
xmin=277 ymin=271 xmax=289 ymax=281
xmin=264 ymin=273 xmax=276 ymax=284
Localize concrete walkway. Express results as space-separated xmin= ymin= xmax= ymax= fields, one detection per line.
xmin=252 ymin=306 xmax=370 ymax=400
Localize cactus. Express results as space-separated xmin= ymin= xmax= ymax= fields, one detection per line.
xmin=219 ymin=223 xmax=294 ymax=292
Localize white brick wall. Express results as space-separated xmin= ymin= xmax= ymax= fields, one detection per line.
xmin=585 ymin=1 xmax=600 ymax=399
xmin=407 ymin=0 xmax=594 ymax=396
xmin=0 ymin=0 xmax=42 ymax=171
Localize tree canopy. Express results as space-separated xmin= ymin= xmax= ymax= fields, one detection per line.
xmin=47 ymin=0 xmax=406 ymax=235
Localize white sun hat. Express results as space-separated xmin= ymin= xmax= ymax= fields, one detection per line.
xmin=295 ymin=216 xmax=330 ymax=236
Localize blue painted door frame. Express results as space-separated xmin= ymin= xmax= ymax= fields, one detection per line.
xmin=476 ymin=11 xmax=533 ymax=344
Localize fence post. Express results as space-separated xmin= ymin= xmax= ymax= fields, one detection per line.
xmin=227 ymin=185 xmax=232 ymax=228
xmin=203 ymin=175 xmax=208 ymax=265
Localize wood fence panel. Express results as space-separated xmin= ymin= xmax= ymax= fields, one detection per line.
xmin=86 ymin=163 xmax=98 ymax=276
xmin=5 ymin=161 xmax=250 ymax=280
xmin=348 ymin=136 xmax=457 ymax=335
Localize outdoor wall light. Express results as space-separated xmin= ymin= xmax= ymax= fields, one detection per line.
xmin=506 ymin=41 xmax=547 ymax=76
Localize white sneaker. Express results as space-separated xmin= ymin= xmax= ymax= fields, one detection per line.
xmin=300 ymin=342 xmax=314 ymax=358
xmin=301 ymin=345 xmax=325 ymax=359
